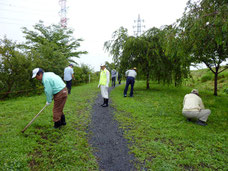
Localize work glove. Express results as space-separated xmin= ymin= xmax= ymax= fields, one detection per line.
xmin=46 ymin=102 xmax=51 ymax=106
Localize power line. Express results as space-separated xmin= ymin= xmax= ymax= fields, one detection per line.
xmin=0 ymin=1 xmax=56 ymax=13
xmin=0 ymin=7 xmax=56 ymax=17
xmin=0 ymin=21 xmax=30 ymax=26
xmin=0 ymin=16 xmax=31 ymax=22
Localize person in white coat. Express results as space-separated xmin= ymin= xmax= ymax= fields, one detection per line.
xmin=98 ymin=63 xmax=110 ymax=107
xmin=182 ymin=89 xmax=211 ymax=126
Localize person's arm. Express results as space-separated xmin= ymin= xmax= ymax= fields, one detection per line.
xmin=98 ymin=72 xmax=101 ymax=88
xmin=199 ymin=98 xmax=205 ymax=109
xmin=106 ymin=70 xmax=110 ymax=87
xmin=125 ymin=70 xmax=128 ymax=77
xmin=71 ymin=68 xmax=74 ymax=79
xmin=43 ymin=80 xmax=53 ymax=103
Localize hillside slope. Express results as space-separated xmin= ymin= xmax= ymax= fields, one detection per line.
xmin=185 ymin=67 xmax=228 ymax=95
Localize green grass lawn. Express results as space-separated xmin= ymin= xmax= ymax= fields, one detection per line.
xmin=111 ymin=81 xmax=228 ymax=170
xmin=1 ymin=80 xmax=227 ymax=170
xmin=0 ymin=83 xmax=99 ymax=170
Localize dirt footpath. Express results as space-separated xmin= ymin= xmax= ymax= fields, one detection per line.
xmin=89 ymin=87 xmax=135 ymax=171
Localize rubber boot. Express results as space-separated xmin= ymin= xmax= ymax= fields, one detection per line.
xmin=61 ymin=114 xmax=66 ymax=126
xmin=54 ymin=121 xmax=62 ymax=128
xmin=101 ymin=98 xmax=105 ymax=106
xmin=102 ymin=99 xmax=109 ymax=107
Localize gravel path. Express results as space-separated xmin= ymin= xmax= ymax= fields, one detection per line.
xmin=89 ymin=87 xmax=135 ymax=171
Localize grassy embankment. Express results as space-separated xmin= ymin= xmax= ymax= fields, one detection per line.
xmin=0 ymin=83 xmax=99 ymax=170
xmin=184 ymin=66 xmax=228 ymax=95
xmin=110 ymin=69 xmax=228 ymax=170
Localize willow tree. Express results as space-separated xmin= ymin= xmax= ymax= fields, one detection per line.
xmin=142 ymin=27 xmax=173 ymax=86
xmin=104 ymin=26 xmax=128 ymax=73
xmin=180 ymin=0 xmax=228 ymax=95
xmin=161 ymin=25 xmax=191 ymax=86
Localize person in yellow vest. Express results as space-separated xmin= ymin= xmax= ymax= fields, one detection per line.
xmin=98 ymin=63 xmax=110 ymax=107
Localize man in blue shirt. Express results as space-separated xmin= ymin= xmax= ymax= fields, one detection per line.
xmin=32 ymin=68 xmax=68 ymax=128
xmin=64 ymin=64 xmax=74 ymax=94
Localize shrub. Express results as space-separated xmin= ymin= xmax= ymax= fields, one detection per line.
xmin=224 ymin=88 xmax=228 ymax=94
xmin=201 ymin=74 xmax=213 ymax=82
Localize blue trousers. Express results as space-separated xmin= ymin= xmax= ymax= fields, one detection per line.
xmin=112 ymin=77 xmax=116 ymax=87
xmin=66 ymin=80 xmax=72 ymax=94
xmin=124 ymin=77 xmax=135 ymax=96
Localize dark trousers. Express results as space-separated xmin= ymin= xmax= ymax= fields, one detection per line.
xmin=124 ymin=77 xmax=135 ymax=96
xmin=112 ymin=77 xmax=116 ymax=87
xmin=66 ymin=80 xmax=72 ymax=94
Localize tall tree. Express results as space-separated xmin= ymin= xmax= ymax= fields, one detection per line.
xmin=104 ymin=26 xmax=128 ymax=68
xmin=180 ymin=0 xmax=228 ymax=95
xmin=161 ymin=25 xmax=191 ymax=86
xmin=21 ymin=21 xmax=87 ymax=76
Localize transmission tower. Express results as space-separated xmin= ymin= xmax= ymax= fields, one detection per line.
xmin=59 ymin=0 xmax=67 ymax=28
xmin=133 ymin=14 xmax=145 ymax=37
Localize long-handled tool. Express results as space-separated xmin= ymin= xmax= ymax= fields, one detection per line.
xmin=21 ymin=104 xmax=48 ymax=133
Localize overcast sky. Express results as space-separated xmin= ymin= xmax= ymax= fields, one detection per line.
xmin=0 ymin=0 xmax=189 ymax=71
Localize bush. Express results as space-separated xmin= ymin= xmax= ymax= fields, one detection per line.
xmin=224 ymin=88 xmax=228 ymax=94
xmin=0 ymin=37 xmax=38 ymax=99
xmin=201 ymin=74 xmax=213 ymax=82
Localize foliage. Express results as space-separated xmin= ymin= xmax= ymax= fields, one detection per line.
xmin=0 ymin=83 xmax=99 ymax=170
xmin=201 ymin=74 xmax=213 ymax=82
xmin=73 ymin=64 xmax=98 ymax=85
xmin=104 ymin=61 xmax=117 ymax=72
xmin=0 ymin=37 xmax=39 ymax=99
xmin=180 ymin=0 xmax=228 ymax=95
xmin=104 ymin=27 xmax=129 ymax=69
xmin=0 ymin=21 xmax=94 ymax=99
xmin=105 ymin=26 xmax=191 ymax=89
xmin=21 ymin=21 xmax=87 ymax=76
xmin=111 ymin=81 xmax=228 ymax=170
xmin=185 ymin=66 xmax=228 ymax=95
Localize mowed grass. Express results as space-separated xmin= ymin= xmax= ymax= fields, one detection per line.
xmin=111 ymin=81 xmax=228 ymax=170
xmin=0 ymin=83 xmax=99 ymax=170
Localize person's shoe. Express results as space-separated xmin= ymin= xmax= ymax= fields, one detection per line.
xmin=54 ymin=121 xmax=62 ymax=128
xmin=61 ymin=114 xmax=66 ymax=126
xmin=101 ymin=98 xmax=105 ymax=106
xmin=102 ymin=99 xmax=109 ymax=107
xmin=187 ymin=118 xmax=192 ymax=122
xmin=124 ymin=94 xmax=127 ymax=97
xmin=196 ymin=120 xmax=207 ymax=126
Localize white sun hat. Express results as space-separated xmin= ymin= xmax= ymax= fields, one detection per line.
xmin=32 ymin=68 xmax=40 ymax=78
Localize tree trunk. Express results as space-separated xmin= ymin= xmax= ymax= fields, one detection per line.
xmin=213 ymin=67 xmax=219 ymax=96
xmin=3 ymin=82 xmax=13 ymax=98
xmin=146 ymin=72 xmax=150 ymax=89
